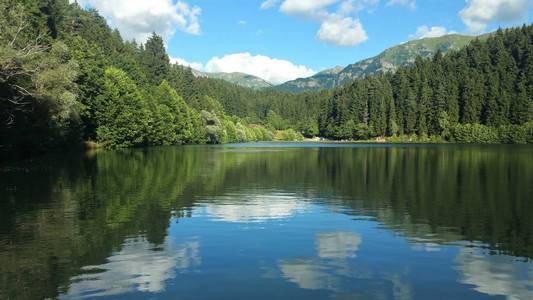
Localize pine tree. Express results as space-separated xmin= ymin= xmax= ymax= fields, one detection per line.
xmin=141 ymin=33 xmax=170 ymax=85
xmin=510 ymin=73 xmax=532 ymax=124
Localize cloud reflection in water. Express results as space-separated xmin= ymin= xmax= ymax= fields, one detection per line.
xmin=205 ymin=193 xmax=307 ymax=223
xmin=455 ymin=249 xmax=533 ymax=299
xmin=61 ymin=236 xmax=200 ymax=299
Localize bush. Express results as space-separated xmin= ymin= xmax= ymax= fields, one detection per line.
xmin=498 ymin=125 xmax=527 ymax=144
xmin=274 ymin=129 xmax=304 ymax=141
xmin=451 ymin=124 xmax=499 ymax=144
xmin=523 ymin=122 xmax=533 ymax=144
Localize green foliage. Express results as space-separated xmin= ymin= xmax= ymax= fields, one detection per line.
xmin=141 ymin=33 xmax=170 ymax=85
xmin=451 ymin=124 xmax=499 ymax=144
xmin=498 ymin=125 xmax=527 ymax=144
xmin=274 ymin=129 xmax=304 ymax=141
xmin=95 ymin=68 xmax=149 ymax=148
xmin=151 ymin=81 xmax=204 ymax=145
xmin=266 ymin=110 xmax=287 ymax=130
xmin=0 ymin=1 xmax=81 ymax=150
xmin=354 ymin=123 xmax=370 ymax=140
xmin=318 ymin=25 xmax=533 ymax=144
xmin=3 ymin=1 xmax=533 ymax=152
xmin=201 ymin=110 xmax=225 ymax=144
xmin=526 ymin=122 xmax=533 ymax=144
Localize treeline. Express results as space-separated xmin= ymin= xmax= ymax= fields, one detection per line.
xmin=319 ymin=26 xmax=533 ymax=143
xmin=0 ymin=0 xmax=303 ymax=152
xmin=1 ymin=0 xmax=532 ymax=152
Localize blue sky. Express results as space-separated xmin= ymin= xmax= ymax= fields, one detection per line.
xmin=74 ymin=0 xmax=533 ymax=84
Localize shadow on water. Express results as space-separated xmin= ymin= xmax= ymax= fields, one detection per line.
xmin=0 ymin=144 xmax=531 ymax=299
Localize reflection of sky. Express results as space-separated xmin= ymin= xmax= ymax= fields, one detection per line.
xmin=316 ymin=232 xmax=362 ymax=259
xmin=280 ymin=232 xmax=362 ymax=292
xmin=61 ymin=236 xmax=200 ymax=299
xmin=205 ymin=193 xmax=306 ymax=223
xmin=279 ymin=231 xmax=413 ymax=299
xmin=455 ymin=249 xmax=533 ymax=300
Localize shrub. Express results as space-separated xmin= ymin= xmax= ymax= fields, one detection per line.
xmin=523 ymin=122 xmax=533 ymax=144
xmin=451 ymin=124 xmax=499 ymax=144
xmin=498 ymin=125 xmax=527 ymax=144
xmin=275 ymin=129 xmax=304 ymax=141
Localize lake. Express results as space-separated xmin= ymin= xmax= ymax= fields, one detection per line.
xmin=1 ymin=143 xmax=532 ymax=299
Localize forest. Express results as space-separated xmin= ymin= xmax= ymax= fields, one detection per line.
xmin=1 ymin=0 xmax=532 ymax=154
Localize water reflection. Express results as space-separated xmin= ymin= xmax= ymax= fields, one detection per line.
xmin=205 ymin=193 xmax=307 ymax=223
xmin=63 ymin=236 xmax=200 ymax=298
xmin=455 ymin=249 xmax=533 ymax=299
xmin=279 ymin=231 xmax=413 ymax=299
xmin=316 ymin=232 xmax=361 ymax=259
xmin=0 ymin=144 xmax=531 ymax=299
xmin=280 ymin=232 xmax=362 ymax=292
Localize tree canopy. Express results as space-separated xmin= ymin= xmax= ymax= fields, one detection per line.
xmin=1 ymin=0 xmax=532 ymax=153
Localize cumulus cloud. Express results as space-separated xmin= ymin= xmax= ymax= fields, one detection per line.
xmin=170 ymin=57 xmax=204 ymax=70
xmin=409 ymin=25 xmax=453 ymax=39
xmin=387 ymin=0 xmax=416 ymax=10
xmin=261 ymin=0 xmax=370 ymax=46
xmin=204 ymin=53 xmax=315 ymax=84
xmin=170 ymin=54 xmax=316 ymax=84
xmin=71 ymin=0 xmax=201 ymax=43
xmin=317 ymin=15 xmax=368 ymax=46
xmin=460 ymin=0 xmax=533 ymax=33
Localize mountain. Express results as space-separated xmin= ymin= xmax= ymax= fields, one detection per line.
xmin=193 ymin=70 xmax=273 ymax=89
xmin=276 ymin=34 xmax=486 ymax=93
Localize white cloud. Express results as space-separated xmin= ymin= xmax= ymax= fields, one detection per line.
xmin=204 ymin=53 xmax=315 ymax=84
xmin=409 ymin=25 xmax=453 ymax=39
xmin=387 ymin=0 xmax=416 ymax=10
xmin=260 ymin=0 xmax=280 ymax=10
xmin=317 ymin=15 xmax=368 ymax=46
xmin=460 ymin=0 xmax=532 ymax=33
xmin=260 ymin=0 xmax=369 ymax=46
xmin=170 ymin=57 xmax=204 ymax=70
xmin=171 ymin=54 xmax=316 ymax=84
xmin=280 ymin=0 xmax=340 ymax=15
xmin=237 ymin=20 xmax=247 ymax=25
xmin=71 ymin=0 xmax=201 ymax=43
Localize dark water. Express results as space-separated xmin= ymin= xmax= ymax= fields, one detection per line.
xmin=1 ymin=143 xmax=532 ymax=300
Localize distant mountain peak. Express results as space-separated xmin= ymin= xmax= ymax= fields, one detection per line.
xmin=193 ymin=70 xmax=273 ymax=89
xmin=276 ymin=33 xmax=488 ymax=93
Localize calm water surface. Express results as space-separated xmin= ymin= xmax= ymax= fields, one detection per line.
xmin=1 ymin=143 xmax=532 ymax=299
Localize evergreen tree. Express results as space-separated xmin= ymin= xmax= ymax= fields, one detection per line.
xmin=141 ymin=33 xmax=170 ymax=85
xmin=95 ymin=68 xmax=150 ymax=148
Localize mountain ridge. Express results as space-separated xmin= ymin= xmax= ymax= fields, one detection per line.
xmin=191 ymin=70 xmax=273 ymax=89
xmin=180 ymin=33 xmax=489 ymax=92
xmin=276 ymin=33 xmax=489 ymax=93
